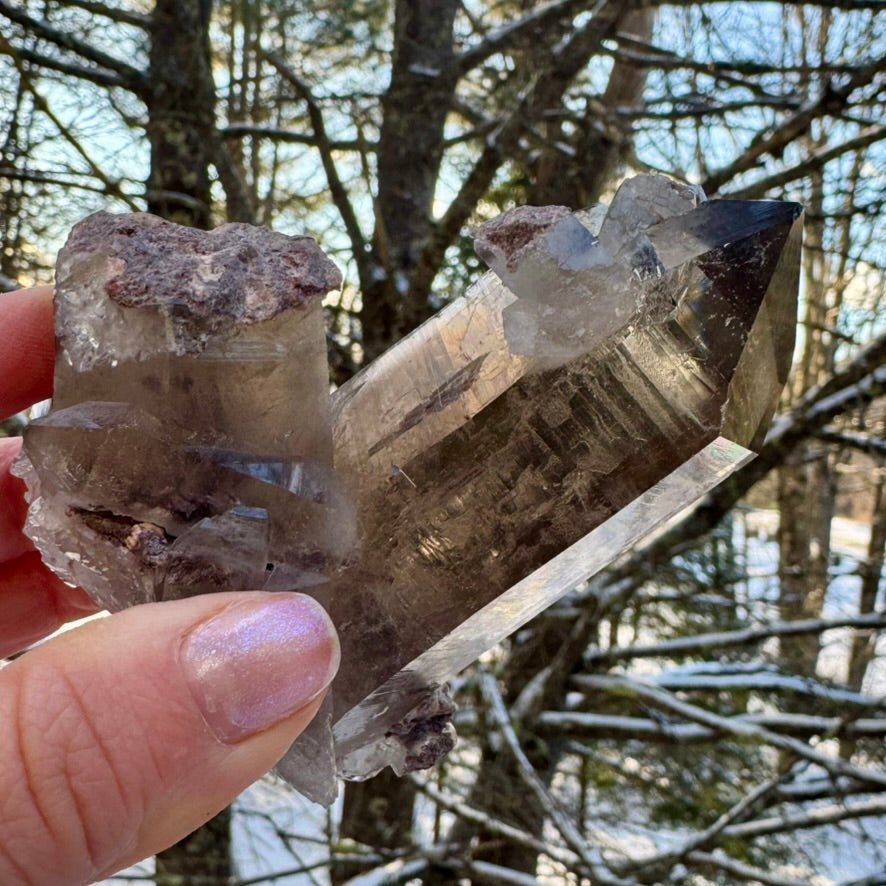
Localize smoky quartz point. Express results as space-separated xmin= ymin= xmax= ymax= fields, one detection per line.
xmin=16 ymin=175 xmax=802 ymax=805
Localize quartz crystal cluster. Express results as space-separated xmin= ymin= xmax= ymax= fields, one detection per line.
xmin=17 ymin=176 xmax=802 ymax=805
xmin=16 ymin=213 xmax=354 ymax=612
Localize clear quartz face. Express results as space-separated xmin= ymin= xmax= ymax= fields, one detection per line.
xmin=16 ymin=176 xmax=802 ymax=804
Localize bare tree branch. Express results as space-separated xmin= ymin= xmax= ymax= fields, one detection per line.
xmin=605 ymin=32 xmax=787 ymax=98
xmin=721 ymin=796 xmax=886 ymax=840
xmin=593 ymin=335 xmax=886 ymax=604
xmin=639 ymin=0 xmax=885 ymax=11
xmin=0 ymin=0 xmax=149 ymax=95
xmin=339 ymin=857 xmax=429 ymax=885
xmin=408 ymin=777 xmax=584 ymax=870
xmin=775 ymin=776 xmax=886 ymax=804
xmin=456 ymin=0 xmax=603 ymax=75
xmin=816 ymin=427 xmax=886 ymax=457
xmin=221 ymin=123 xmax=365 ymax=151
xmin=584 ymin=612 xmax=886 ymax=664
xmin=0 ymin=44 xmax=130 ymax=90
xmin=263 ymin=51 xmax=368 ymax=263
xmin=46 ymin=0 xmax=149 ymax=29
xmin=842 ymin=871 xmax=886 ymax=886
xmin=648 ymin=671 xmax=886 ymax=709
xmin=622 ymin=774 xmax=787 ymax=881
xmin=726 ymin=125 xmax=886 ymax=199
xmin=702 ymin=55 xmax=886 ymax=193
xmin=571 ymin=674 xmax=886 ymax=787
xmin=479 ymin=673 xmax=617 ymax=880
xmin=412 ymin=2 xmax=624 ymax=301
xmin=618 ymin=97 xmax=803 ymax=119
xmin=0 ymin=165 xmax=136 ymax=197
xmin=463 ymin=860 xmax=547 ymax=886
xmin=685 ymin=850 xmax=812 ymax=886
xmin=545 ymin=711 xmax=886 ymax=741
xmin=608 ymin=31 xmax=868 ymax=79
xmin=22 ymin=79 xmax=140 ymax=210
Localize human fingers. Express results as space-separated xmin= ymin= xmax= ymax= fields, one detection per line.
xmin=0 ymin=436 xmax=97 ymax=659
xmin=0 ymin=290 xmax=97 ymax=650
xmin=0 ymin=286 xmax=55 ymax=420
xmin=0 ymin=436 xmax=32 ymax=564
xmin=0 ymin=591 xmax=339 ymax=884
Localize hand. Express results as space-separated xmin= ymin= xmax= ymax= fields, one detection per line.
xmin=0 ymin=287 xmax=340 ymax=884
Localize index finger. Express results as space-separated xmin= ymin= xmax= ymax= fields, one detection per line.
xmin=0 ymin=286 xmax=55 ymax=421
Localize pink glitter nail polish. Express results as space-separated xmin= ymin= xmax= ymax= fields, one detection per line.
xmin=182 ymin=594 xmax=340 ymax=744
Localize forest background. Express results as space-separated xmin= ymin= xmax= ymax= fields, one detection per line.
xmin=1 ymin=1 xmax=885 ymax=884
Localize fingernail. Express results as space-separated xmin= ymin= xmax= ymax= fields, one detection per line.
xmin=182 ymin=594 xmax=340 ymax=744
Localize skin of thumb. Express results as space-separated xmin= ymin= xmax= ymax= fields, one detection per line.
xmin=0 ymin=591 xmax=340 ymax=885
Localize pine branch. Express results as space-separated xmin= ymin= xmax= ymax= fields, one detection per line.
xmin=547 ymin=712 xmax=886 ymax=741
xmin=621 ymin=773 xmax=787 ymax=881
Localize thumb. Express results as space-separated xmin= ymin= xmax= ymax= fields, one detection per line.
xmin=0 ymin=592 xmax=339 ymax=884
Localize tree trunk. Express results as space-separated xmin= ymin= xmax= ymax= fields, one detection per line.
xmin=847 ymin=464 xmax=886 ymax=690
xmin=154 ymin=808 xmax=231 ymax=885
xmin=360 ymin=0 xmax=460 ymax=363
xmin=146 ymin=0 xmax=216 ymax=229
xmin=776 ymin=162 xmax=836 ymax=676
xmin=331 ymin=770 xmax=416 ymax=884
xmin=528 ymin=8 xmax=655 ymax=208
xmin=776 ymin=446 xmax=835 ymax=673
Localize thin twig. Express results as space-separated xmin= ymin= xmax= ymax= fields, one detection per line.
xmin=584 ymin=611 xmax=886 ymax=664
xmin=408 ymin=776 xmax=582 ymax=869
xmin=686 ymin=850 xmax=811 ymax=886
xmin=480 ymin=673 xmax=632 ymax=885
xmin=262 ymin=50 xmax=367 ymax=263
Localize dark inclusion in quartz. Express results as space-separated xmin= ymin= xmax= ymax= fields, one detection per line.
xmin=16 ymin=176 xmax=803 ymax=805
